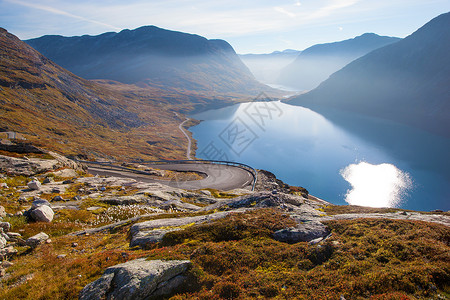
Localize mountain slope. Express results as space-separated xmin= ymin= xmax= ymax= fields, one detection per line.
xmin=239 ymin=49 xmax=300 ymax=84
xmin=288 ymin=12 xmax=450 ymax=138
xmin=0 ymin=28 xmax=189 ymax=160
xmin=26 ymin=26 xmax=270 ymax=95
xmin=278 ymin=33 xmax=400 ymax=90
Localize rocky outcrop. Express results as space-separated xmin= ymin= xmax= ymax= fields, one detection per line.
xmin=79 ymin=259 xmax=191 ymax=300
xmin=273 ymin=221 xmax=330 ymax=244
xmin=0 ymin=153 xmax=83 ymax=176
xmin=26 ymin=232 xmax=49 ymax=248
xmin=130 ymin=212 xmax=229 ymax=249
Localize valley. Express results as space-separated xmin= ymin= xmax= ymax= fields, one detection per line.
xmin=0 ymin=6 xmax=449 ymax=300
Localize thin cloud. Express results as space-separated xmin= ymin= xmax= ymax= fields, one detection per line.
xmin=274 ymin=7 xmax=297 ymax=18
xmin=5 ymin=0 xmax=120 ymax=31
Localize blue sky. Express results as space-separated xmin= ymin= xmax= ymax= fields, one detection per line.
xmin=1 ymin=0 xmax=449 ymax=53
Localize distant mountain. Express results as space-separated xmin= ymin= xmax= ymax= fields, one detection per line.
xmin=278 ymin=33 xmax=400 ymax=90
xmin=239 ymin=49 xmax=301 ymax=84
xmin=0 ymin=28 xmax=191 ymax=160
xmin=288 ymin=12 xmax=450 ymax=138
xmin=26 ymin=26 xmax=270 ymax=95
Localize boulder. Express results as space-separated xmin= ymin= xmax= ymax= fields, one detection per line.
xmin=273 ymin=221 xmax=330 ymax=244
xmin=0 ymin=222 xmax=10 ymax=232
xmin=26 ymin=232 xmax=49 ymax=248
xmin=42 ymin=177 xmax=54 ymax=184
xmin=27 ymin=180 xmax=41 ymax=190
xmin=0 ymin=182 xmax=8 ymax=189
xmin=0 ymin=206 xmax=6 ymax=218
xmin=30 ymin=205 xmax=54 ymax=222
xmin=0 ymin=236 xmax=6 ymax=248
xmin=32 ymin=199 xmax=51 ymax=208
xmin=79 ymin=259 xmax=191 ymax=300
xmin=130 ymin=229 xmax=175 ymax=249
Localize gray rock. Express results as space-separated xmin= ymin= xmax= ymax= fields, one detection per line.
xmin=0 ymin=182 xmax=8 ymax=189
xmin=6 ymin=232 xmax=21 ymax=239
xmin=130 ymin=229 xmax=175 ymax=249
xmin=79 ymin=259 xmax=191 ymax=300
xmin=27 ymin=180 xmax=41 ymax=190
xmin=0 ymin=206 xmax=6 ymax=218
xmin=52 ymin=195 xmax=64 ymax=202
xmin=273 ymin=221 xmax=330 ymax=243
xmin=160 ymin=200 xmax=201 ymax=211
xmin=26 ymin=232 xmax=49 ymax=248
xmin=0 ymin=246 xmax=17 ymax=258
xmin=32 ymin=199 xmax=51 ymax=208
xmin=130 ymin=212 xmax=229 ymax=249
xmin=30 ymin=205 xmax=54 ymax=222
xmin=42 ymin=177 xmax=54 ymax=184
xmin=0 ymin=222 xmax=10 ymax=232
xmin=0 ymin=236 xmax=6 ymax=248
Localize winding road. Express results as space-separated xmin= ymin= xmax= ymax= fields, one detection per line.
xmin=87 ymin=162 xmax=255 ymax=191
xmin=85 ymin=115 xmax=256 ymax=191
xmin=178 ymin=118 xmax=192 ymax=160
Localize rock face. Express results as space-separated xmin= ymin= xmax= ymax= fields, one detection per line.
xmin=30 ymin=205 xmax=54 ymax=222
xmin=273 ymin=221 xmax=330 ymax=243
xmin=79 ymin=259 xmax=191 ymax=300
xmin=26 ymin=232 xmax=49 ymax=248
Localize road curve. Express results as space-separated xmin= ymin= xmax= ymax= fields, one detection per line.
xmin=178 ymin=118 xmax=192 ymax=160
xmin=87 ymin=162 xmax=254 ymax=191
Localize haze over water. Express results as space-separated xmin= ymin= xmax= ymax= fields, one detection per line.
xmin=191 ymin=101 xmax=450 ymax=211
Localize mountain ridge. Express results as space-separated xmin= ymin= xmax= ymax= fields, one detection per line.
xmin=26 ymin=25 xmax=272 ymax=95
xmin=287 ymin=12 xmax=450 ymax=138
xmin=278 ymin=33 xmax=400 ymax=90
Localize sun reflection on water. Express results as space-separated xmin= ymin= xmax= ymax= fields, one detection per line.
xmin=340 ymin=162 xmax=412 ymax=208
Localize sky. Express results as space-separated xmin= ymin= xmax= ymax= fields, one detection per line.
xmin=1 ymin=0 xmax=449 ymax=53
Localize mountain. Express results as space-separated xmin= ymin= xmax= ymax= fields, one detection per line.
xmin=239 ymin=49 xmax=301 ymax=84
xmin=26 ymin=26 xmax=270 ymax=95
xmin=278 ymin=33 xmax=400 ymax=91
xmin=288 ymin=12 xmax=450 ymax=138
xmin=0 ymin=28 xmax=191 ymax=160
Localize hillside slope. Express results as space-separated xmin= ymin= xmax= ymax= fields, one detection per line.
xmin=288 ymin=12 xmax=450 ymax=137
xmin=278 ymin=33 xmax=400 ymax=90
xmin=0 ymin=28 xmax=189 ymax=160
xmin=26 ymin=26 xmax=271 ymax=95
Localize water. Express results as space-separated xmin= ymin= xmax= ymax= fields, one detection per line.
xmin=190 ymin=101 xmax=450 ymax=211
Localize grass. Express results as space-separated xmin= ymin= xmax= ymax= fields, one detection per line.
xmin=0 ymin=208 xmax=448 ymax=299
xmin=323 ymin=204 xmax=450 ymax=216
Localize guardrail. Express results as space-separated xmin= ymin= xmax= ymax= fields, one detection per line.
xmin=76 ymin=159 xmax=258 ymax=191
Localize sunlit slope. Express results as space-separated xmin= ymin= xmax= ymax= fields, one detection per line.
xmin=0 ymin=28 xmax=188 ymax=160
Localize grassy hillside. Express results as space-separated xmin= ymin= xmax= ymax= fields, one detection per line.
xmin=0 ymin=28 xmax=200 ymax=160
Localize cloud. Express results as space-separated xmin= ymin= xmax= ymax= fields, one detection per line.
xmin=274 ymin=6 xmax=297 ymax=18
xmin=4 ymin=0 xmax=120 ymax=30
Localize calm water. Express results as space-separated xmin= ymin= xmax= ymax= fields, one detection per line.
xmin=190 ymin=101 xmax=450 ymax=211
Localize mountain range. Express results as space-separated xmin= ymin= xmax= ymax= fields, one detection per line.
xmin=0 ymin=28 xmax=192 ymax=160
xmin=239 ymin=49 xmax=301 ymax=84
xmin=26 ymin=26 xmax=270 ymax=95
xmin=288 ymin=12 xmax=450 ymax=138
xmin=278 ymin=33 xmax=400 ymax=91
